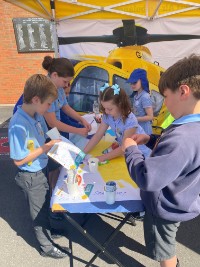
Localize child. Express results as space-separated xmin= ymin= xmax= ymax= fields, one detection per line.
xmin=60 ymin=80 xmax=84 ymax=134
xmin=123 ymin=54 xmax=200 ymax=267
xmin=83 ymin=83 xmax=151 ymax=162
xmin=127 ymin=68 xmax=153 ymax=134
xmin=8 ymin=74 xmax=70 ymax=259
xmin=42 ymin=56 xmax=91 ymax=196
xmin=43 ymin=56 xmax=91 ymax=136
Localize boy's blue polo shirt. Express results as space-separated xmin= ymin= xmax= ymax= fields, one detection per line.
xmin=9 ymin=107 xmax=48 ymax=172
xmin=47 ymin=88 xmax=68 ymax=120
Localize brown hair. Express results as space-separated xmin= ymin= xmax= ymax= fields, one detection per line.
xmin=42 ymin=56 xmax=75 ymax=77
xmin=100 ymin=86 xmax=131 ymax=122
xmin=159 ymin=54 xmax=200 ymax=99
xmin=23 ymin=74 xmax=58 ymax=104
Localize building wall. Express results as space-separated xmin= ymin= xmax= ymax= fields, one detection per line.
xmin=0 ymin=1 xmax=54 ymax=104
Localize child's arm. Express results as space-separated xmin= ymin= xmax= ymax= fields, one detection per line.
xmin=137 ymin=106 xmax=153 ymax=122
xmin=122 ymin=133 xmax=151 ymax=152
xmin=97 ymin=127 xmax=137 ymax=162
xmin=62 ymin=105 xmax=91 ymax=131
xmin=44 ymin=111 xmax=89 ymax=137
xmin=13 ymin=139 xmax=60 ymax=167
xmin=122 ymin=138 xmax=137 ymax=152
xmin=83 ymin=122 xmax=108 ymax=154
xmin=130 ymin=133 xmax=150 ymax=145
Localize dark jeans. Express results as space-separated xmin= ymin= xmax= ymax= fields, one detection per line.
xmin=15 ymin=168 xmax=54 ymax=252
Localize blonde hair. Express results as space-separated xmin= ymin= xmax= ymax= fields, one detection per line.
xmin=23 ymin=74 xmax=58 ymax=104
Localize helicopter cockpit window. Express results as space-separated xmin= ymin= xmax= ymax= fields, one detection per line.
xmin=150 ymin=90 xmax=164 ymax=117
xmin=113 ymin=75 xmax=133 ymax=96
xmin=68 ymin=66 xmax=108 ymax=112
xmin=113 ymin=75 xmax=134 ymax=107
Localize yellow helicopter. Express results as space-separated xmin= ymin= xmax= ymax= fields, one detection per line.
xmin=58 ymin=20 xmax=200 ymax=134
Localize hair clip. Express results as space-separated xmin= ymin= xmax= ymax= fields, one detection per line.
xmin=100 ymin=83 xmax=110 ymax=92
xmin=111 ymin=84 xmax=120 ymax=95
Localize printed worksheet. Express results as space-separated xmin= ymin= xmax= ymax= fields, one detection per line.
xmin=47 ymin=136 xmax=85 ymax=170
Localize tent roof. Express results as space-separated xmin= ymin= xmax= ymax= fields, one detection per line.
xmin=4 ymin=0 xmax=200 ymax=21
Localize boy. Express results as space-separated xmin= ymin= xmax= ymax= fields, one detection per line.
xmin=8 ymin=74 xmax=70 ymax=259
xmin=123 ymin=54 xmax=200 ymax=267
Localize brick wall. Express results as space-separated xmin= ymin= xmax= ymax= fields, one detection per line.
xmin=0 ymin=1 xmax=54 ymax=104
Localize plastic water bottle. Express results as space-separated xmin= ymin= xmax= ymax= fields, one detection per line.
xmin=93 ymin=100 xmax=99 ymax=115
xmin=93 ymin=100 xmax=101 ymax=123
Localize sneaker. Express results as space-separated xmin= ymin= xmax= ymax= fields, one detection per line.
xmin=54 ymin=243 xmax=71 ymax=254
xmin=131 ymin=211 xmax=145 ymax=221
xmin=40 ymin=246 xmax=70 ymax=259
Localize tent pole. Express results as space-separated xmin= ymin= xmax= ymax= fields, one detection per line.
xmin=50 ymin=0 xmax=59 ymax=58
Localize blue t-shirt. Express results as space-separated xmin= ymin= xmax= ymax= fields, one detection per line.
xmin=133 ymin=90 xmax=152 ymax=134
xmin=8 ymin=107 xmax=48 ymax=172
xmin=103 ymin=112 xmax=140 ymax=145
xmin=102 ymin=112 xmax=151 ymax=157
xmin=47 ymin=88 xmax=68 ymax=120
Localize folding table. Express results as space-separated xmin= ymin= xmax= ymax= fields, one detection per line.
xmin=50 ymin=114 xmax=144 ymax=266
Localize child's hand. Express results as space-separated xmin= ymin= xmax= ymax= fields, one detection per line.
xmin=79 ymin=127 xmax=90 ymax=137
xmin=80 ymin=118 xmax=92 ymax=132
xmin=44 ymin=139 xmax=61 ymax=152
xmin=131 ymin=134 xmax=150 ymax=145
xmin=96 ymin=154 xmax=108 ymax=162
xmin=122 ymin=138 xmax=137 ymax=152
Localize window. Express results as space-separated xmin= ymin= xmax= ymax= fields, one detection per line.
xmin=113 ymin=75 xmax=134 ymax=107
xmin=68 ymin=66 xmax=108 ymax=112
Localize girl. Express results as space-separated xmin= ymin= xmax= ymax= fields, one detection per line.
xmin=83 ymin=83 xmax=151 ymax=162
xmin=43 ymin=56 xmax=92 ymax=194
xmin=42 ymin=56 xmax=91 ymax=136
xmin=127 ymin=68 xmax=153 ymax=134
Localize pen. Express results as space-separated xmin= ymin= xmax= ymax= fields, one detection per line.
xmin=90 ymin=119 xmax=94 ymax=125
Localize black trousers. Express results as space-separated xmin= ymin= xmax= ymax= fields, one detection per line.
xmin=15 ymin=168 xmax=54 ymax=252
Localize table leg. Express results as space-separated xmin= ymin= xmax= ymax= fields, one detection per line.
xmin=86 ymin=213 xmax=132 ymax=267
xmin=63 ymin=212 xmax=126 ymax=267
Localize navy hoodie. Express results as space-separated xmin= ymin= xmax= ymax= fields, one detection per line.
xmin=125 ymin=114 xmax=200 ymax=222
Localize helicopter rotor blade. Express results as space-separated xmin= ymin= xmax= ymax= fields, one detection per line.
xmin=58 ymin=19 xmax=200 ymax=47
xmin=58 ymin=36 xmax=118 ymax=45
xmin=137 ymin=34 xmax=200 ymax=45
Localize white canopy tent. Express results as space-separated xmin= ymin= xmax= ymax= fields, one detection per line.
xmin=4 ymin=0 xmax=200 ymax=65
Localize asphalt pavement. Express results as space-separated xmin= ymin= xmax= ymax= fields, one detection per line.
xmin=0 ymin=105 xmax=199 ymax=267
